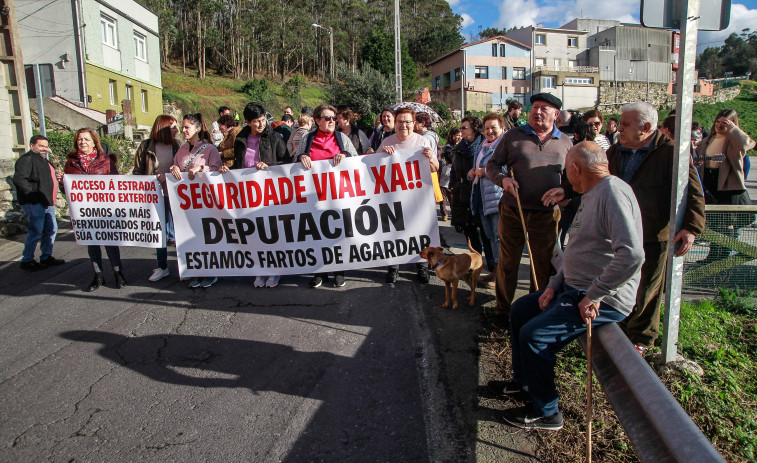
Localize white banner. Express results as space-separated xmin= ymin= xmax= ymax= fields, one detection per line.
xmin=166 ymin=148 xmax=440 ymax=277
xmin=63 ymin=174 xmax=166 ymax=248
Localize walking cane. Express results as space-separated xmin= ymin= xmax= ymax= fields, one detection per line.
xmin=586 ymin=317 xmax=593 ymax=463
xmin=510 ymin=168 xmax=539 ymax=291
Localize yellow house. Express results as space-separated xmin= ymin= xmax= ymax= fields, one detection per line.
xmin=17 ymin=0 xmax=162 ymax=129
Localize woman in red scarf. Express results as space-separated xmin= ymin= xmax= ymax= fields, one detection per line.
xmin=63 ymin=128 xmax=124 ymax=292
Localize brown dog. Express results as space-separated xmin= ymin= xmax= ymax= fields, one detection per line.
xmin=419 ymin=239 xmax=483 ymax=309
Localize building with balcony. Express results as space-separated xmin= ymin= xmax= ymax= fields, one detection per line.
xmin=505 ymin=23 xmax=606 ymax=109
xmin=17 ymin=0 xmax=162 ymax=129
xmin=428 ymin=36 xmax=531 ymax=113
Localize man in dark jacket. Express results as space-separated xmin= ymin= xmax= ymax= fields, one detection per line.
xmin=607 ymin=101 xmax=705 ymax=354
xmin=503 ymin=100 xmax=523 ymax=131
xmin=13 ymin=135 xmax=66 ymax=271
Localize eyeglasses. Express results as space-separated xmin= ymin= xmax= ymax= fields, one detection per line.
xmin=587 ymin=121 xmax=602 ymax=127
xmin=396 ymin=120 xmax=414 ymax=125
xmin=320 ymin=116 xmax=337 ymax=121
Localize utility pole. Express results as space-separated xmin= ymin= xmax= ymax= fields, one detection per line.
xmin=311 ymin=23 xmax=334 ymax=81
xmin=394 ymin=0 xmax=402 ymax=102
xmin=662 ymin=0 xmax=700 ymax=363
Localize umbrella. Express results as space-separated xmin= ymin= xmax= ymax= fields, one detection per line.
xmin=389 ymin=102 xmax=443 ymax=122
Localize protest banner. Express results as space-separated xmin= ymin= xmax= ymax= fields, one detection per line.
xmin=63 ymin=174 xmax=166 ymax=248
xmin=166 ymin=148 xmax=440 ymax=277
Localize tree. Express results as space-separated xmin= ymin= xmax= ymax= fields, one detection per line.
xmin=478 ymin=27 xmax=508 ymax=40
xmin=328 ymin=63 xmax=394 ymax=120
xmin=696 ymin=47 xmax=723 ymax=79
xmin=361 ymin=29 xmax=420 ymax=94
xmin=720 ymin=33 xmax=756 ymax=76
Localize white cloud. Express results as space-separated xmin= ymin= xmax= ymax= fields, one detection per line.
xmin=461 ymin=13 xmax=476 ymax=28
xmin=495 ymin=0 xmax=541 ymax=28
xmin=697 ymin=3 xmax=757 ymax=52
xmin=556 ymin=0 xmax=639 ymax=26
xmin=447 ymin=0 xmax=461 ymax=6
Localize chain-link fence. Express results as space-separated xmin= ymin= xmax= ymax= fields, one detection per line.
xmin=683 ymin=205 xmax=757 ymax=292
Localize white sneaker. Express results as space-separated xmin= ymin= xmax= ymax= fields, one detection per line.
xmin=265 ymin=275 xmax=280 ymax=288
xmin=201 ymin=277 xmax=218 ymax=288
xmin=254 ymin=276 xmax=266 ymax=287
xmin=149 ymin=268 xmax=170 ymax=282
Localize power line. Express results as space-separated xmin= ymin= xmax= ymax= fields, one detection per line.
xmin=17 ymin=0 xmax=64 ymax=23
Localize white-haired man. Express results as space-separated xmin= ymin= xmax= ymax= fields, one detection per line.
xmin=500 ymin=141 xmax=644 ymax=429
xmin=609 ymin=102 xmax=705 ymax=354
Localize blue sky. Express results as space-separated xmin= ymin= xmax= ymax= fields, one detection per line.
xmin=449 ymin=0 xmax=757 ymax=52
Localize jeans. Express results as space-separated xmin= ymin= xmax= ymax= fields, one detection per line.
xmin=476 ymin=202 xmax=500 ymax=265
xmin=156 ymin=199 xmax=174 ymax=269
xmin=88 ymin=245 xmax=122 ymax=271
xmin=510 ymin=285 xmax=626 ymax=417
xmin=21 ymin=203 xmax=57 ymax=262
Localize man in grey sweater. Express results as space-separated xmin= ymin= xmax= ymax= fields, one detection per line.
xmin=496 ymin=141 xmax=645 ymax=430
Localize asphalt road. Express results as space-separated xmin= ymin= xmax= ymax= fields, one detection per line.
xmin=0 ymin=220 xmax=539 ymax=462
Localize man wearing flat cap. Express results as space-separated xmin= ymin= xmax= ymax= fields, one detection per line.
xmin=485 ymin=93 xmax=574 ymax=320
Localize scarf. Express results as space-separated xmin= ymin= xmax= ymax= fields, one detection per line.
xmin=78 ymin=150 xmax=99 ymax=172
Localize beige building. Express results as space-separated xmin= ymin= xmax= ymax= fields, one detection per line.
xmin=428 ymin=36 xmax=531 ymax=112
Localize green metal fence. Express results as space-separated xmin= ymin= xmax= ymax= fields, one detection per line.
xmin=683 ymin=205 xmax=757 ymax=292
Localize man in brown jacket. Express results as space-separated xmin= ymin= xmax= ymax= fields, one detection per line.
xmin=608 ymin=102 xmax=705 ymax=353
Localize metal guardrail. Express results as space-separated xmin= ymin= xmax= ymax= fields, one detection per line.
xmin=579 ymin=323 xmax=726 ymax=463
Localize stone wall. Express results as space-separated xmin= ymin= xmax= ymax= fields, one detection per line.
xmin=597 ymin=82 xmax=742 ymax=114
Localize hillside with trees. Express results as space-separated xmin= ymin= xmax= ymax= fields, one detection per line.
xmin=137 ymin=0 xmax=464 ymax=92
xmin=697 ymin=30 xmax=757 ymax=79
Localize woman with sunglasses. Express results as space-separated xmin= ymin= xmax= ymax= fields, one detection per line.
xmin=296 ymin=104 xmax=358 ymax=288
xmin=170 ymin=112 xmax=227 ymax=288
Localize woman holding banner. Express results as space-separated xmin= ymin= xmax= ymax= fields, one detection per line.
xmin=297 ymin=103 xmax=358 ymax=288
xmin=170 ymin=112 xmax=227 ymax=288
xmin=133 ymin=115 xmax=180 ymax=283
xmin=233 ymin=102 xmax=287 ymax=288
xmin=63 ymin=128 xmax=125 ymax=292
xmin=377 ymin=108 xmax=439 ymax=284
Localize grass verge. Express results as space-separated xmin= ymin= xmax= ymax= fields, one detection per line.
xmin=487 ymin=288 xmax=757 ymax=462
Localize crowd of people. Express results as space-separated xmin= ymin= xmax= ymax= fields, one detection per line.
xmin=13 ymin=94 xmax=754 ymax=431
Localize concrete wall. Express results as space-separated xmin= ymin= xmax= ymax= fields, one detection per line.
xmin=16 ymin=0 xmax=83 ymax=105
xmin=431 ymin=89 xmax=492 ymax=113
xmin=596 ymin=82 xmax=741 ymax=113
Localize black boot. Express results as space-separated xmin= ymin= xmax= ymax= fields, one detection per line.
xmin=87 ymin=273 xmax=104 ymax=292
xmin=114 ymin=270 xmax=128 ymax=289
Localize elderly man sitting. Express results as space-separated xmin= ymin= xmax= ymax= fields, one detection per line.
xmin=496 ymin=141 xmax=645 ymax=430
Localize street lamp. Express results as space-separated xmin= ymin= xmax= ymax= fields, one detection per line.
xmin=312 ymin=23 xmax=334 ymax=81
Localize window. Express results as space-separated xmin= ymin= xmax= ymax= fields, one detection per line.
xmin=541 ymin=76 xmax=556 ymax=89
xmin=554 ymin=58 xmax=561 ymax=67
xmin=564 ymin=77 xmax=593 ymax=84
xmin=125 ymin=84 xmax=132 ymax=101
xmin=513 ymin=67 xmax=525 ymax=80
xmin=101 ymin=14 xmax=117 ymax=48
xmin=535 ymin=34 xmax=546 ymax=45
xmin=534 ymin=58 xmax=545 ymax=66
xmin=134 ymin=32 xmax=146 ymax=61
xmin=492 ymin=44 xmax=497 ymax=57
xmin=474 ymin=66 xmax=488 ymax=79
xmin=109 ymin=79 xmax=117 ymax=105
xmin=568 ymin=60 xmax=578 ymax=68
xmin=500 ymin=44 xmax=506 ymax=57
xmin=568 ymin=37 xmax=578 ymax=47
xmin=434 ymin=76 xmax=440 ymax=89
xmin=454 ymin=67 xmax=461 ymax=81
xmin=502 ymin=67 xmax=507 ymax=79
xmin=141 ymin=89 xmax=148 ymax=112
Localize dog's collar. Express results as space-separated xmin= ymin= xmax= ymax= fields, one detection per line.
xmin=429 ymin=257 xmax=445 ymax=270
